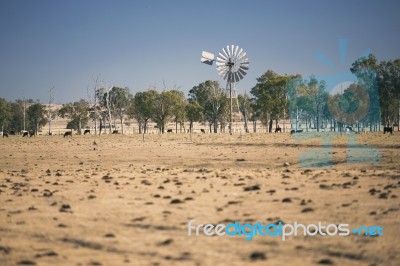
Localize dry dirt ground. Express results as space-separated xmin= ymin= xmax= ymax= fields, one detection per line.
xmin=0 ymin=132 xmax=399 ymax=266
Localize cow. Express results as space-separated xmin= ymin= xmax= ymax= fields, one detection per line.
xmin=22 ymin=131 xmax=34 ymax=137
xmin=383 ymin=127 xmax=393 ymax=134
xmin=9 ymin=131 xmax=15 ymax=135
xmin=3 ymin=133 xmax=8 ymax=138
xmin=112 ymin=130 xmax=119 ymax=134
xmin=200 ymin=129 xmax=206 ymax=134
xmin=84 ymin=129 xmax=90 ymax=135
xmin=275 ymin=125 xmax=282 ymax=133
xmin=167 ymin=129 xmax=173 ymax=133
xmin=64 ymin=131 xmax=72 ymax=138
xmin=290 ymin=129 xmax=303 ymax=134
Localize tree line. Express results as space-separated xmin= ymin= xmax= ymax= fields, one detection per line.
xmin=0 ymin=54 xmax=399 ymax=135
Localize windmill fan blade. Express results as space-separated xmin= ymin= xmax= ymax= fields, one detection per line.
xmin=218 ymin=52 xmax=227 ymax=61
xmin=216 ymin=60 xmax=227 ymax=66
xmin=226 ymin=46 xmax=231 ymax=58
xmin=234 ymin=46 xmax=239 ymax=57
xmin=237 ymin=71 xmax=244 ymax=80
xmin=223 ymin=70 xmax=230 ymax=80
xmin=238 ymin=68 xmax=247 ymax=76
xmin=238 ymin=53 xmax=247 ymax=62
xmin=237 ymin=48 xmax=244 ymax=57
xmin=216 ymin=59 xmax=226 ymax=65
xmin=234 ymin=72 xmax=240 ymax=82
xmin=222 ymin=47 xmax=229 ymax=59
xmin=218 ymin=68 xmax=229 ymax=75
xmin=217 ymin=65 xmax=228 ymax=72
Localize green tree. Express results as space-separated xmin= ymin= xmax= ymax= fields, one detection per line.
xmin=0 ymin=98 xmax=11 ymax=132
xmin=94 ymin=87 xmax=109 ymax=135
xmin=376 ymin=59 xmax=400 ymax=129
xmin=27 ymin=103 xmax=47 ymax=135
xmin=110 ymin=86 xmax=132 ymax=134
xmin=305 ymin=76 xmax=328 ymax=132
xmin=189 ymin=80 xmax=228 ymax=133
xmin=350 ymin=54 xmax=380 ymax=131
xmin=238 ymin=93 xmax=253 ymax=133
xmin=58 ymin=99 xmax=90 ymax=134
xmin=131 ymin=90 xmax=158 ymax=134
xmin=8 ymin=102 xmax=24 ymax=132
xmin=251 ymin=70 xmax=300 ymax=132
xmin=185 ymin=101 xmax=203 ymax=132
xmin=170 ymin=90 xmax=186 ymax=133
xmin=152 ymin=90 xmax=182 ymax=134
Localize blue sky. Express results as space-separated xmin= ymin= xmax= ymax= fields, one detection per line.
xmin=0 ymin=0 xmax=399 ymax=103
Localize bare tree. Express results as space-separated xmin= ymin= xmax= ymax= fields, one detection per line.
xmin=46 ymin=86 xmax=57 ymax=135
xmin=87 ymin=75 xmax=102 ymax=135
xmin=103 ymin=87 xmax=113 ymax=133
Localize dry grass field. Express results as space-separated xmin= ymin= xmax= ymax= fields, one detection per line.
xmin=0 ymin=132 xmax=399 ymax=266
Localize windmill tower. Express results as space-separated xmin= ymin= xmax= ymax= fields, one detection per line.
xmin=201 ymin=45 xmax=249 ymax=134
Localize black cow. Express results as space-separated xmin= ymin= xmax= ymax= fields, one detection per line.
xmin=200 ymin=129 xmax=206 ymax=134
xmin=167 ymin=129 xmax=173 ymax=133
xmin=64 ymin=131 xmax=72 ymax=138
xmin=22 ymin=131 xmax=34 ymax=137
xmin=112 ymin=130 xmax=119 ymax=134
xmin=383 ymin=127 xmax=393 ymax=134
xmin=290 ymin=129 xmax=303 ymax=134
xmin=3 ymin=133 xmax=8 ymax=138
xmin=84 ymin=129 xmax=90 ymax=135
xmin=275 ymin=126 xmax=282 ymax=133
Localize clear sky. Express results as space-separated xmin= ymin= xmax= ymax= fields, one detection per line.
xmin=0 ymin=0 xmax=399 ymax=103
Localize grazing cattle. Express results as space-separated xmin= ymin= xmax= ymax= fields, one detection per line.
xmin=3 ymin=133 xmax=8 ymax=138
xmin=275 ymin=126 xmax=282 ymax=133
xmin=84 ymin=129 xmax=90 ymax=135
xmin=112 ymin=130 xmax=119 ymax=134
xmin=200 ymin=129 xmax=206 ymax=134
xmin=29 ymin=131 xmax=35 ymax=137
xmin=167 ymin=129 xmax=173 ymax=133
xmin=22 ymin=131 xmax=29 ymax=137
xmin=64 ymin=131 xmax=72 ymax=138
xmin=290 ymin=129 xmax=303 ymax=134
xmin=383 ymin=127 xmax=393 ymax=134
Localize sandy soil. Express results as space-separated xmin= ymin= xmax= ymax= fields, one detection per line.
xmin=0 ymin=132 xmax=399 ymax=266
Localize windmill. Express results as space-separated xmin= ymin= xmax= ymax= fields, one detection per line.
xmin=201 ymin=45 xmax=249 ymax=134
